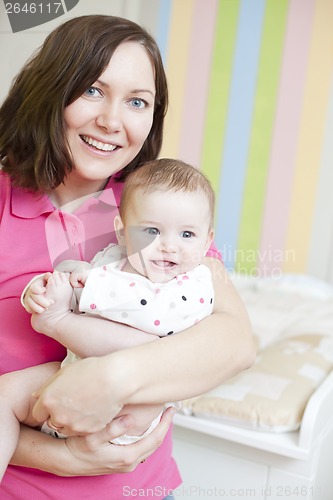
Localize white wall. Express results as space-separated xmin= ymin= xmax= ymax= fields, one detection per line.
xmin=0 ymin=0 xmax=158 ymax=103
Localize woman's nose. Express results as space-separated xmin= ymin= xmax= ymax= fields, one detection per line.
xmin=96 ymin=103 xmax=123 ymax=132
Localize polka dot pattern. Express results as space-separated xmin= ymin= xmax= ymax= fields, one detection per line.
xmin=80 ymin=254 xmax=214 ymax=337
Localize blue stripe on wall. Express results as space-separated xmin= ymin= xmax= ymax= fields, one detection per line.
xmin=216 ymin=0 xmax=266 ymax=268
xmin=156 ymin=0 xmax=172 ymax=63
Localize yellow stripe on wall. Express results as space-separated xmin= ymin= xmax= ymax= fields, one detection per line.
xmin=236 ymin=0 xmax=288 ymax=273
xmin=160 ymin=0 xmax=194 ymax=158
xmin=201 ymin=0 xmax=240 ymax=194
xmin=284 ymin=0 xmax=333 ymax=272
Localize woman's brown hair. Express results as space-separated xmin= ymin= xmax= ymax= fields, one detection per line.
xmin=0 ymin=15 xmax=168 ymax=192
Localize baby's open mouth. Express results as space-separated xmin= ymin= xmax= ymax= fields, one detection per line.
xmin=152 ymin=260 xmax=177 ymax=268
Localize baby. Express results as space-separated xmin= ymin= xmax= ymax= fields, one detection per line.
xmin=0 ymin=158 xmax=215 ymax=480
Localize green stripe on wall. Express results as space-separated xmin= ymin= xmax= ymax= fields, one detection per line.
xmin=201 ymin=0 xmax=240 ymax=195
xmin=235 ymin=0 xmax=289 ymax=273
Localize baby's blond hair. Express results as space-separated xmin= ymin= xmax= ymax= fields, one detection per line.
xmin=119 ymin=158 xmax=215 ymax=228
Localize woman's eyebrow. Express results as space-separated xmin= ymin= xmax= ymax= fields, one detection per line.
xmin=132 ymin=88 xmax=156 ymax=97
xmin=95 ymin=79 xmax=107 ymax=87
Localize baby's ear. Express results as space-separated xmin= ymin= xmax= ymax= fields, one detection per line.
xmin=205 ymin=228 xmax=215 ymax=253
xmin=114 ymin=215 xmax=125 ymax=245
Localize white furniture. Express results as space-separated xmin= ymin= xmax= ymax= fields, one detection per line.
xmin=172 ymin=275 xmax=333 ymax=500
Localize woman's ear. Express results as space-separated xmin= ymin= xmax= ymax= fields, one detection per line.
xmin=114 ymin=215 xmax=125 ymax=245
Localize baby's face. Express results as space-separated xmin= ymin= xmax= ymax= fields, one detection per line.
xmin=121 ymin=188 xmax=214 ymax=283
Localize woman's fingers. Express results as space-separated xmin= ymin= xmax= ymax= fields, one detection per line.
xmin=108 ymin=407 xmax=175 ymax=470
xmin=32 ymin=358 xmax=123 ymax=434
xmin=128 ymin=406 xmax=176 ymax=463
xmin=92 ymin=415 xmax=135 ymax=445
xmin=106 ymin=406 xmax=176 ymax=469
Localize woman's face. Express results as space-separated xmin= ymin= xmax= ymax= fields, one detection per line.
xmin=63 ymin=41 xmax=156 ymax=190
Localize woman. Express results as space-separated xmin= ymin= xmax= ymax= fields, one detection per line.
xmin=0 ymin=15 xmax=254 ymax=499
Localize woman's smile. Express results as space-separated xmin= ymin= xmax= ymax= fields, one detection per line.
xmin=81 ymin=135 xmax=118 ymax=153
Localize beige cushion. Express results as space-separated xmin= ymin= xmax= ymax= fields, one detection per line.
xmin=181 ymin=334 xmax=333 ymax=432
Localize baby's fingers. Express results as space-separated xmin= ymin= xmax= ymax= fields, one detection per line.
xmin=29 ymin=272 xmax=52 ymax=294
xmin=69 ymin=277 xmax=82 ymax=288
xmin=25 ymin=294 xmax=54 ymax=314
xmin=69 ymin=273 xmax=85 ymax=288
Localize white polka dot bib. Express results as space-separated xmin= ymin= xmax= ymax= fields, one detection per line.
xmin=79 ymin=245 xmax=214 ymax=336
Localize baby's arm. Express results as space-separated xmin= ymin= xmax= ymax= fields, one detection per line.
xmin=0 ymin=362 xmax=60 ymax=481
xmin=31 ymin=272 xmax=159 ymax=359
xmin=22 ymin=260 xmax=91 ymax=315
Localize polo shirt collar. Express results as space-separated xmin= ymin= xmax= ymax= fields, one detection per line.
xmin=11 ymin=175 xmax=122 ymax=219
xmin=11 ymin=187 xmax=54 ymax=219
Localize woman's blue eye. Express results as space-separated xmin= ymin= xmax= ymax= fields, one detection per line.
xmin=84 ymin=87 xmax=101 ymax=98
xmin=181 ymin=231 xmax=194 ymax=238
xmin=130 ymin=98 xmax=146 ymax=109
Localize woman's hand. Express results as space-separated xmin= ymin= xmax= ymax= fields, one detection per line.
xmin=31 ymin=258 xmax=255 ymax=437
xmin=32 ymin=355 xmax=130 ymax=435
xmin=12 ymin=410 xmax=174 ymax=476
xmin=62 ymin=408 xmax=175 ymax=476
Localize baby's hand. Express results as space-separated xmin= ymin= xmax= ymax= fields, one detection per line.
xmin=23 ymin=273 xmax=54 ymax=314
xmin=69 ymin=262 xmax=91 ymax=288
xmin=70 ymin=270 xmax=89 ymax=288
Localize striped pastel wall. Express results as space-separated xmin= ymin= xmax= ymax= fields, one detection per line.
xmin=2 ymin=0 xmax=333 ymax=280
xmin=150 ymin=0 xmax=333 ymax=280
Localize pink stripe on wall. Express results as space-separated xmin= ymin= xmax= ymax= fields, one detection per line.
xmin=178 ymin=0 xmax=219 ymax=168
xmin=258 ymin=0 xmax=315 ymax=273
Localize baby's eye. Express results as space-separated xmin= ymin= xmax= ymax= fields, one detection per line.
xmin=181 ymin=231 xmax=194 ymax=238
xmin=84 ymin=87 xmax=102 ymax=98
xmin=144 ymin=227 xmax=160 ymax=236
xmin=129 ymin=98 xmax=147 ymax=109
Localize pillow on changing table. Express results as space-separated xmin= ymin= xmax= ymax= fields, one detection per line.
xmin=181 ymin=334 xmax=333 ymax=432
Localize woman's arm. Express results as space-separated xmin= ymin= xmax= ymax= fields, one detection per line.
xmin=10 ymin=408 xmax=174 ymax=475
xmin=126 ymin=258 xmax=255 ymax=401
xmin=32 ymin=259 xmax=255 ymax=434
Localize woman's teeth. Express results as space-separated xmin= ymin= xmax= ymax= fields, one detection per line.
xmin=82 ymin=136 xmax=116 ymax=152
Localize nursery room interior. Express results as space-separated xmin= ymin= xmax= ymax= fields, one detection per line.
xmin=1 ymin=0 xmax=333 ymax=498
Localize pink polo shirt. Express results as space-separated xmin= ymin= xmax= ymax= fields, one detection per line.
xmin=0 ymin=170 xmax=220 ymax=498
